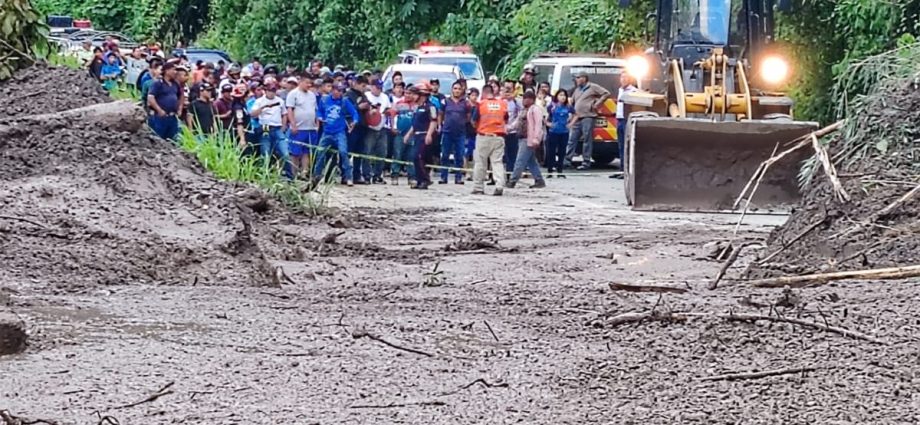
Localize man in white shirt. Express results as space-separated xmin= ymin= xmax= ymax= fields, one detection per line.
xmin=614 ymin=73 xmax=638 ymax=178
xmin=363 ymin=80 xmax=392 ymax=183
xmin=251 ymin=83 xmax=293 ymax=179
xmin=286 ymin=76 xmax=319 ymax=176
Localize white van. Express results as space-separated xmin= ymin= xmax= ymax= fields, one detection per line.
xmin=525 ymin=54 xmax=627 ymax=165
xmin=398 ymin=45 xmax=485 ymax=93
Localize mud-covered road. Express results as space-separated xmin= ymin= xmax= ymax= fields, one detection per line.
xmin=3 ymin=174 xmax=919 ymax=424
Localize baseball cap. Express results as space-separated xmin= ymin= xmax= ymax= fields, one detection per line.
xmin=285 ymin=76 xmax=299 ymax=84
xmin=574 ymin=70 xmax=589 ymax=78
xmin=332 ymin=71 xmax=344 ymax=78
xmin=313 ymin=78 xmax=323 ymax=86
xmin=360 ymin=69 xmax=371 ymax=76
xmin=332 ymin=83 xmax=347 ymax=92
xmin=231 ymin=83 xmax=248 ymax=98
xmin=430 ymin=78 xmax=440 ymax=84
xmin=220 ymin=84 xmax=233 ymax=93
xmin=373 ymin=79 xmax=384 ymax=88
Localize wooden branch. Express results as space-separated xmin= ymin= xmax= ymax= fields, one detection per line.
xmin=0 ymin=215 xmax=47 ymax=229
xmin=438 ymin=378 xmax=508 ymax=397
xmin=709 ymin=242 xmax=761 ymax=290
xmin=700 ymin=366 xmax=817 ymax=382
xmin=0 ymin=410 xmax=60 ymax=425
xmin=349 ymin=400 xmax=446 ymax=409
xmin=115 ymin=382 xmax=175 ymax=409
xmin=605 ymin=311 xmax=693 ymax=327
xmin=747 ymin=264 xmax=920 ymax=289
xmin=352 ymin=330 xmax=434 ymax=357
xmin=831 ymin=183 xmax=920 ymax=240
xmin=811 ymin=133 xmax=850 ymax=202
xmin=723 ymin=313 xmax=888 ymax=345
xmin=609 ymin=282 xmax=689 ymax=294
xmin=757 ymin=215 xmax=827 ymax=265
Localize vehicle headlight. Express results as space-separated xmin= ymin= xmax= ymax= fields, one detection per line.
xmin=626 ymin=55 xmax=649 ymax=79
xmin=760 ymin=56 xmax=790 ymax=85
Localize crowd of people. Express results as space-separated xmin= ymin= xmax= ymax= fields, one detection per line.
xmin=85 ymin=42 xmax=637 ymax=194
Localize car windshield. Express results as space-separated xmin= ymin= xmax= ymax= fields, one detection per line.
xmin=418 ymin=57 xmax=483 ymax=80
xmin=673 ymin=0 xmax=734 ymax=45
xmin=188 ymin=52 xmax=230 ymax=66
xmin=558 ymin=66 xmax=622 ymax=94
xmin=383 ymin=71 xmax=459 ymax=95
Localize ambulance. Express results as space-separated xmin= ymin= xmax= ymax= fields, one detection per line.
xmin=398 ymin=44 xmax=486 ymax=93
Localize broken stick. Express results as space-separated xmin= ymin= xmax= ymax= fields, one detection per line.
xmin=115 ymin=382 xmax=175 ymax=409
xmin=747 ymin=264 xmax=920 ymax=289
xmin=700 ymin=366 xmax=817 ymax=382
xmin=609 ymin=282 xmax=688 ymax=294
xmin=723 ymin=313 xmax=888 ymax=345
xmin=352 ymin=329 xmax=434 ymax=357
xmin=605 ymin=311 xmax=693 ymax=328
xmin=709 ymin=242 xmax=761 ymax=290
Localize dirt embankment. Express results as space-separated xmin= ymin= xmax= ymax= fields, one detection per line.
xmin=0 ymin=64 xmax=285 ymax=296
xmin=751 ymin=84 xmax=920 ymax=278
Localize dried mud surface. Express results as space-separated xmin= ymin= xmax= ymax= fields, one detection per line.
xmin=2 ymin=66 xmax=920 ymax=424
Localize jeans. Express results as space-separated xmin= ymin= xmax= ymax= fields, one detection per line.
xmin=510 ymin=139 xmax=544 ymax=182
xmin=348 ymin=126 xmax=367 ymax=182
xmin=363 ymin=128 xmax=388 ymax=180
xmin=504 ymin=134 xmax=519 ymax=175
xmin=313 ymin=131 xmax=351 ymax=182
xmin=258 ymin=126 xmax=293 ymax=179
xmin=617 ymin=118 xmax=627 ymax=171
xmin=391 ymin=132 xmax=416 ymax=179
xmin=413 ymin=133 xmax=431 ymax=185
xmin=440 ymin=132 xmax=466 ymax=182
xmin=149 ymin=114 xmax=180 ymax=141
xmin=565 ymin=117 xmax=595 ymax=166
xmin=473 ymin=135 xmax=506 ymax=192
xmin=545 ymin=132 xmax=568 ymax=172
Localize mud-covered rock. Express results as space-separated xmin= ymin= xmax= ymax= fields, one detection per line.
xmin=0 ymin=309 xmax=26 ymax=355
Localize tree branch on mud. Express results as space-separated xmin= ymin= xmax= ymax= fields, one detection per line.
xmin=352 ymin=329 xmax=434 ymax=357
xmin=746 ymin=264 xmax=920 ymax=289
xmin=349 ymin=400 xmax=446 ymax=409
xmin=438 ymin=378 xmax=509 ymax=396
xmin=0 ymin=410 xmax=60 ymax=425
xmin=0 ymin=215 xmax=47 ymax=229
xmin=114 ymin=381 xmax=175 ymax=409
xmin=723 ymin=313 xmax=888 ymax=345
xmin=700 ymin=366 xmax=818 ymax=382
xmin=609 ymin=282 xmax=688 ymax=294
xmin=709 ymin=242 xmax=762 ymax=289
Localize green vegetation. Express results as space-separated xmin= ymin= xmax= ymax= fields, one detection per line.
xmin=0 ymin=0 xmax=51 ymax=79
xmin=22 ymin=0 xmax=920 ymax=122
xmin=177 ymin=128 xmax=336 ymax=216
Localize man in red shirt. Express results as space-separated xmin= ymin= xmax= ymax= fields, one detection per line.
xmin=471 ymin=85 xmax=509 ymax=196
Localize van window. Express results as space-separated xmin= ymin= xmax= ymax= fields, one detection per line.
xmin=559 ymin=65 xmax=622 ymax=94
xmin=532 ymin=65 xmax=555 ymax=86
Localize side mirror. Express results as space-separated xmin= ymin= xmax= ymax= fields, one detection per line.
xmin=777 ymin=0 xmax=792 ymax=12
xmin=619 ymin=0 xmax=632 ymax=7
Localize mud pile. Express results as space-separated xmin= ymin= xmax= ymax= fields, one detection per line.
xmin=0 ymin=64 xmax=281 ymax=292
xmin=752 ymin=84 xmax=920 ymax=277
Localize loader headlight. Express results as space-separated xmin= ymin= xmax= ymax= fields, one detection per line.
xmin=626 ymin=55 xmax=650 ymax=79
xmin=760 ymin=56 xmax=790 ymax=85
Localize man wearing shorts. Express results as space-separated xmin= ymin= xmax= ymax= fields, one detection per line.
xmin=286 ymin=75 xmax=319 ymax=177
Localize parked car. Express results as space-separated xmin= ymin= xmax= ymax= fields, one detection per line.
xmin=398 ymin=44 xmax=485 ymax=93
xmin=381 ymin=64 xmax=465 ymax=96
xmin=171 ymin=48 xmax=232 ymax=66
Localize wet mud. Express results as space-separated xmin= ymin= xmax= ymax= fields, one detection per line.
xmin=2 ymin=66 xmax=919 ymax=424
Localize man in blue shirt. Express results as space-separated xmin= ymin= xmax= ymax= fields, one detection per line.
xmin=439 ymin=81 xmax=471 ymax=184
xmin=146 ymin=62 xmax=184 ymax=141
xmin=314 ymin=83 xmax=359 ymax=186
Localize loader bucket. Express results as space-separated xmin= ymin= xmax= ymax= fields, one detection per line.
xmin=625 ymin=117 xmax=819 ymax=212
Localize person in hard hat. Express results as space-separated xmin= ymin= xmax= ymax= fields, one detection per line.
xmin=410 ymin=82 xmax=439 ymax=190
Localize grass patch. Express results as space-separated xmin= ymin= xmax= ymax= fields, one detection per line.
xmin=177 ymin=127 xmax=337 ymax=216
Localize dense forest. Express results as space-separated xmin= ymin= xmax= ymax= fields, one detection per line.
xmin=30 ymin=0 xmax=920 ymax=122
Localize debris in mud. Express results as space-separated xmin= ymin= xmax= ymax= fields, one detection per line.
xmin=0 ymin=308 xmax=26 ymax=355
xmin=749 ymin=74 xmax=920 ymax=278
xmin=0 ymin=65 xmax=291 ymax=292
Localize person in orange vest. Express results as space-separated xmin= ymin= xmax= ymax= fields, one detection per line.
xmin=471 ymin=84 xmax=509 ymax=196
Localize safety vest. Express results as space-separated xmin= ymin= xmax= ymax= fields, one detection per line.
xmin=476 ymin=98 xmax=508 ymax=136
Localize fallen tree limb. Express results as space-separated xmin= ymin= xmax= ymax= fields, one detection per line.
xmin=723 ymin=313 xmax=888 ymax=345
xmin=709 ymin=242 xmax=762 ymax=290
xmin=605 ymin=311 xmax=694 ymax=327
xmin=609 ymin=282 xmax=688 ymax=294
xmin=438 ymin=378 xmax=508 ymax=397
xmin=700 ymin=366 xmax=817 ymax=382
xmin=352 ymin=329 xmax=434 ymax=357
xmin=0 ymin=215 xmax=47 ymax=229
xmin=115 ymin=382 xmax=175 ymax=409
xmin=0 ymin=410 xmax=60 ymax=425
xmin=831 ymin=183 xmax=920 ymax=240
xmin=747 ymin=264 xmax=920 ymax=289
xmin=349 ymin=400 xmax=446 ymax=409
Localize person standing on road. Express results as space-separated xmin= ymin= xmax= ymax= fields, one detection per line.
xmin=390 ymin=83 xmax=416 ymax=185
xmin=411 ymin=84 xmax=439 ymax=190
xmin=464 ymin=87 xmax=480 ymax=181
xmin=147 ymin=62 xmax=184 ymax=141
xmin=546 ymin=89 xmax=572 ymax=178
xmin=507 ymin=91 xmax=546 ymax=188
xmin=287 ymin=75 xmax=320 ymax=178
xmin=566 ymin=70 xmax=612 ymax=170
xmin=188 ymin=82 xmax=217 ymax=135
xmin=314 ymin=83 xmax=359 ymax=186
xmin=502 ymin=80 xmax=522 ymax=181
xmin=439 ymin=81 xmax=472 ymax=185
xmin=346 ymin=76 xmax=371 ymax=184
xmin=214 ymin=84 xmax=234 ymax=131
xmin=252 ymin=83 xmax=294 ymax=179
xmin=230 ymin=84 xmax=254 ymax=151
xmin=471 ymin=84 xmax=509 ymax=196
xmin=614 ymin=73 xmax=638 ymax=178
xmin=363 ymin=80 xmax=392 ymax=184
